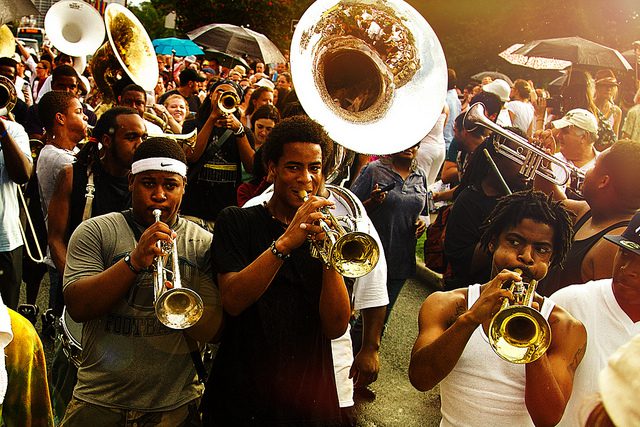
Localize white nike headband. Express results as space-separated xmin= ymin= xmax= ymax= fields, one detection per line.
xmin=131 ymin=157 xmax=187 ymax=177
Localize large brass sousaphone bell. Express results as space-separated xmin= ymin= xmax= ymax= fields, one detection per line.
xmin=91 ymin=4 xmax=159 ymax=102
xmin=291 ymin=0 xmax=447 ymax=155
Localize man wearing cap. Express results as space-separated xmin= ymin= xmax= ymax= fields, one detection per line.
xmin=549 ymin=210 xmax=640 ymax=427
xmin=482 ymin=79 xmax=512 ymax=127
xmin=60 ymin=137 xmax=222 ymax=426
xmin=535 ymin=139 xmax=640 ymax=295
xmin=158 ymin=68 xmax=206 ymax=115
xmin=550 ymin=108 xmax=600 ymax=195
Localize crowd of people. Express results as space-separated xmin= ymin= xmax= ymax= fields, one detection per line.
xmin=0 ymin=23 xmax=640 ymax=427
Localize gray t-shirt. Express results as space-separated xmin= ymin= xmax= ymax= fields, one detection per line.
xmin=64 ymin=212 xmax=218 ymax=411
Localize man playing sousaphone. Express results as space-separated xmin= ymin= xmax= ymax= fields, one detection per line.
xmin=60 ymin=137 xmax=222 ymax=426
xmin=409 ymin=190 xmax=587 ymax=426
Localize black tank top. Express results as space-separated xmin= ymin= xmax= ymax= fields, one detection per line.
xmin=539 ymin=211 xmax=629 ymax=296
xmin=68 ymin=160 xmax=131 ymax=239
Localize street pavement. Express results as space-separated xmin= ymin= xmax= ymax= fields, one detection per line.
xmin=21 ymin=261 xmax=445 ymax=426
xmin=354 ymin=264 xmax=443 ymax=426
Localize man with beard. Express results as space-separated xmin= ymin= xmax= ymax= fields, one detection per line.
xmin=410 ymin=190 xmax=586 ymax=427
xmin=46 ymin=107 xmax=146 ymax=419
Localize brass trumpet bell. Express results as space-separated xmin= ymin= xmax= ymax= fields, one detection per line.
xmin=152 ymin=210 xmax=204 ymax=329
xmin=91 ymin=4 xmax=158 ymax=103
xmin=305 ymin=185 xmax=380 ymax=278
xmin=328 ymin=231 xmax=379 ymax=278
xmin=217 ymin=90 xmax=240 ymax=115
xmin=0 ymin=75 xmax=17 ymax=116
xmin=488 ymin=270 xmax=552 ymax=364
xmin=290 ymin=0 xmax=447 ymax=155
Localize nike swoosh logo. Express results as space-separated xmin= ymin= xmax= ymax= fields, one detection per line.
xmin=161 ymin=162 xmax=172 ymax=167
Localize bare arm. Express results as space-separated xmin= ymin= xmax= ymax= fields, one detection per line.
xmin=409 ymin=270 xmax=517 ymax=391
xmin=524 ymin=307 xmax=586 ymax=427
xmin=218 ymin=196 xmax=343 ymax=316
xmin=47 ymin=165 xmax=72 ymax=273
xmin=350 ymin=305 xmax=386 ymax=387
xmin=1 ymin=121 xmax=32 ymax=184
xmin=441 ymin=160 xmax=458 ymax=184
xmin=64 ymin=221 xmax=172 ymax=322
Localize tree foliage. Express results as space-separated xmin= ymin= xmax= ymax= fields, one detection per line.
xmin=133 ymin=0 xmax=640 ymax=82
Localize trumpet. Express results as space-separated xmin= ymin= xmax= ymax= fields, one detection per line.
xmin=217 ymin=90 xmax=240 ymax=115
xmin=152 ymin=209 xmax=204 ymax=329
xmin=464 ymin=102 xmax=586 ymax=196
xmin=299 ymin=189 xmax=379 ymax=278
xmin=488 ymin=269 xmax=551 ymax=364
xmin=0 ymin=75 xmax=17 ymax=120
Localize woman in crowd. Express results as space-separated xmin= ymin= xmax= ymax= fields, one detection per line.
xmin=237 ymin=104 xmax=281 ymax=206
xmin=243 ymin=86 xmax=274 ymax=129
xmin=351 ymin=144 xmax=427 ymax=324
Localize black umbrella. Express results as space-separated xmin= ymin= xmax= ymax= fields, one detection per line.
xmin=514 ymin=37 xmax=632 ymax=71
xmin=187 ymin=23 xmax=285 ymax=64
xmin=0 ymin=0 xmax=39 ymax=25
xmin=204 ymin=49 xmax=249 ymax=70
xmin=470 ymin=71 xmax=513 ymax=86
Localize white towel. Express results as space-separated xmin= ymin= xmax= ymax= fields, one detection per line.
xmin=0 ymin=296 xmax=13 ymax=404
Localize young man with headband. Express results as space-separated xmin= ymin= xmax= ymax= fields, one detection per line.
xmin=60 ymin=137 xmax=222 ymax=426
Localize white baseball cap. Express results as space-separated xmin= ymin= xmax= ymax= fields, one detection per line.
xmin=598 ymin=334 xmax=640 ymax=426
xmin=482 ymin=79 xmax=511 ymax=102
xmin=552 ymin=108 xmax=598 ymax=135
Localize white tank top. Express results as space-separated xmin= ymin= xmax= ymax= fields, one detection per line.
xmin=439 ymin=284 xmax=555 ymax=427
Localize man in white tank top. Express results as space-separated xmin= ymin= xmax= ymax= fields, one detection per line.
xmin=409 ymin=191 xmax=587 ymax=427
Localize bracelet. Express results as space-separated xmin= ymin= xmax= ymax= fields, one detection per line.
xmin=234 ymin=123 xmax=245 ymax=136
xmin=123 ymin=253 xmax=142 ymax=274
xmin=270 ymin=240 xmax=290 ymax=260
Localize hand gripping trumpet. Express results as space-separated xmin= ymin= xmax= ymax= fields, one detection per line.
xmin=488 ymin=268 xmax=551 ymax=364
xmin=464 ymin=102 xmax=586 ymax=197
xmin=299 ymin=190 xmax=379 ymax=278
xmin=152 ymin=209 xmax=204 ymax=329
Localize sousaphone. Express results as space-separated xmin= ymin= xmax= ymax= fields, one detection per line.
xmin=291 ymin=0 xmax=447 ymax=155
xmin=45 ymin=1 xmax=106 ymax=57
xmin=91 ymin=3 xmax=158 ymax=103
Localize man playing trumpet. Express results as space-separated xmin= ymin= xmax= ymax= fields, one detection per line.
xmin=202 ymin=116 xmax=351 ymax=425
xmin=61 ymin=137 xmax=222 ymax=426
xmin=409 ymin=190 xmax=586 ymax=426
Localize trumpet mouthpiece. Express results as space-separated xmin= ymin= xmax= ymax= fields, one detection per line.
xmin=153 ymin=209 xmax=161 ymax=221
xmin=298 ymin=190 xmax=308 ymax=201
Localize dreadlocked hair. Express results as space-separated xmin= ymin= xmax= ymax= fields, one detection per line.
xmin=478 ymin=190 xmax=575 ymax=268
